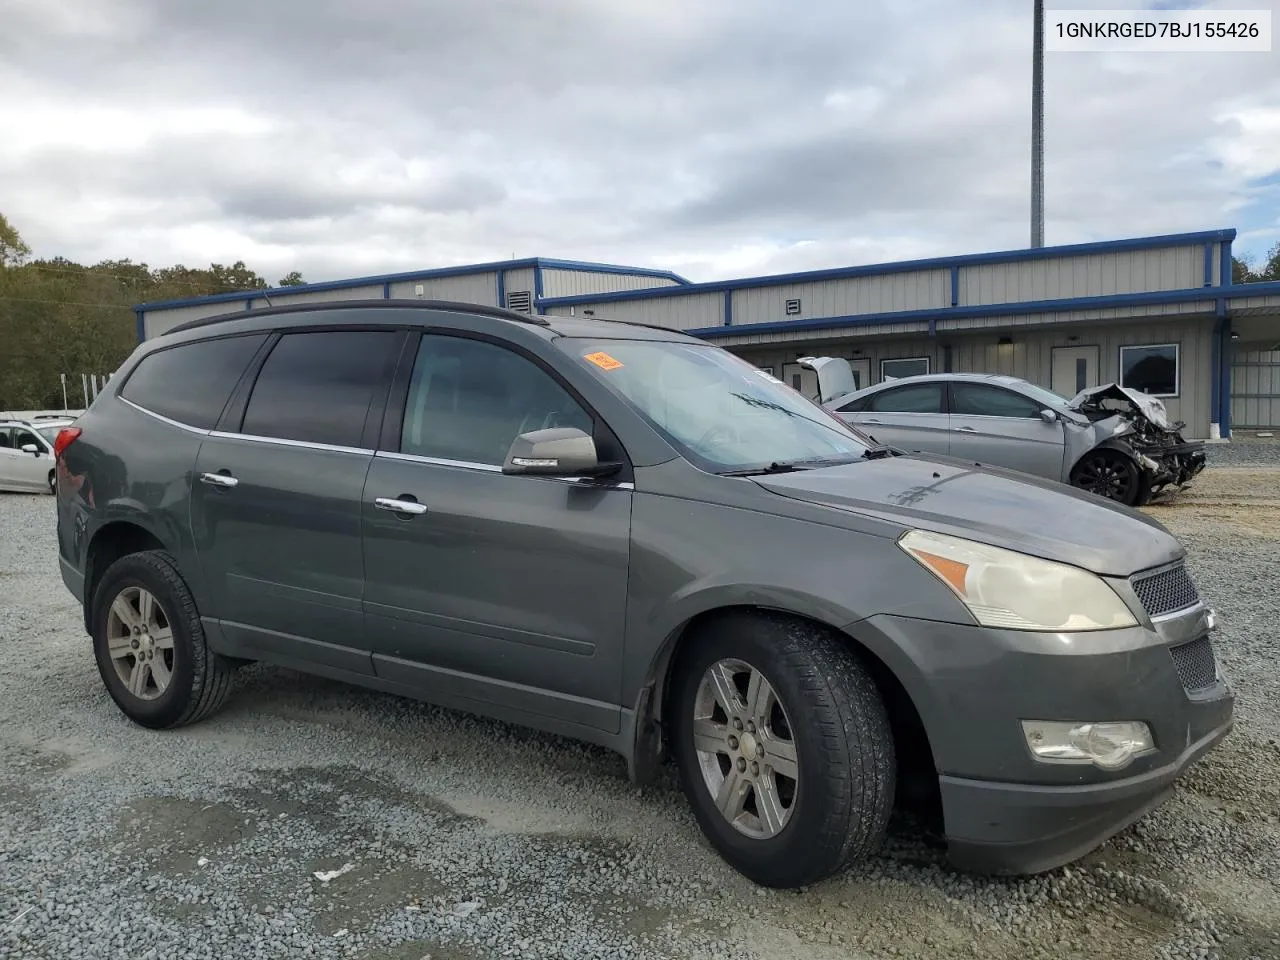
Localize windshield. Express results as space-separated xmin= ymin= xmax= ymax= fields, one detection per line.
xmin=558 ymin=338 xmax=874 ymax=472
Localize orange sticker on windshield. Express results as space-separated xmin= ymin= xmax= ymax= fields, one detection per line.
xmin=584 ymin=351 xmax=624 ymax=371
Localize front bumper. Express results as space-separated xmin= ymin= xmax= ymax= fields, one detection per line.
xmin=853 ymin=604 xmax=1234 ymax=875
xmin=942 ymin=704 xmax=1231 ymax=874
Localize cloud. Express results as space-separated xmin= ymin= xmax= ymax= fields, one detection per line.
xmin=0 ymin=0 xmax=1277 ymax=284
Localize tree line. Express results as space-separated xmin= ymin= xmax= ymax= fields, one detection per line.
xmin=3 ymin=210 xmax=1279 ymax=411
xmin=0 ymin=213 xmax=304 ymax=411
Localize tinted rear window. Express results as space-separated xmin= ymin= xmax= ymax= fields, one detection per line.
xmin=240 ymin=330 xmax=398 ymax=448
xmin=120 ymin=334 xmax=267 ymax=430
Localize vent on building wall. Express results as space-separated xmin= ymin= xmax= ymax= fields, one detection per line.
xmin=506 ymin=290 xmax=533 ymax=314
xmin=785 ymin=298 xmax=801 ymax=315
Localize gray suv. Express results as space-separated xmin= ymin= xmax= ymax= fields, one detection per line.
xmin=54 ymin=301 xmax=1233 ymax=889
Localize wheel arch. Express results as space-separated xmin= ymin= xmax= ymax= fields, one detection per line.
xmin=1067 ymin=437 xmax=1141 ymax=477
xmin=629 ymin=604 xmax=940 ymax=816
xmin=82 ymin=520 xmax=168 ymax=634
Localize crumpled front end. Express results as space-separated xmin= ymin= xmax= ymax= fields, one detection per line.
xmin=1069 ymin=384 xmax=1207 ymax=498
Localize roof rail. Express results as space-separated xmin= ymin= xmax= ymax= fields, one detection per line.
xmin=161 ymin=298 xmax=552 ymax=338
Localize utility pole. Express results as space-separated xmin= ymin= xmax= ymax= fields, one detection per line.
xmin=1031 ymin=0 xmax=1045 ymax=247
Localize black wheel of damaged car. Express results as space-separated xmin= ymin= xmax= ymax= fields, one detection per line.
xmin=1071 ymin=451 xmax=1145 ymax=506
xmin=669 ymin=610 xmax=895 ymax=889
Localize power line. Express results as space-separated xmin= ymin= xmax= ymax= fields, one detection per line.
xmin=0 ymin=296 xmax=136 ymax=310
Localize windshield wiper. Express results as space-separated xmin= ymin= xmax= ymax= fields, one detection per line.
xmin=718 ymin=461 xmax=810 ymax=477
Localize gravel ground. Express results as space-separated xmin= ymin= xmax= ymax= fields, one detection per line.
xmin=2 ymin=469 xmax=1278 ymax=960
xmin=1205 ymin=437 xmax=1280 ymax=468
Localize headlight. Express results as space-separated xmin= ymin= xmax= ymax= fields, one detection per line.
xmin=898 ymin=529 xmax=1138 ymax=631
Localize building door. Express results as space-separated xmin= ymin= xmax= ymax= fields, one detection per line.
xmin=1231 ymin=344 xmax=1280 ymax=429
xmin=1051 ymin=345 xmax=1100 ymax=397
xmin=782 ymin=362 xmax=817 ymax=399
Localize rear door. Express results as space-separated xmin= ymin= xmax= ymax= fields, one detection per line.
xmin=360 ymin=330 xmax=633 ymax=734
xmin=946 ymin=381 xmax=1066 ymax=479
xmin=842 ymin=381 xmax=949 ymax=453
xmin=191 ymin=324 xmax=405 ymax=674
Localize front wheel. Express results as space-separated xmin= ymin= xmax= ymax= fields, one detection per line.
xmin=670 ymin=612 xmax=895 ymax=888
xmin=1071 ymin=450 xmax=1146 ymax=506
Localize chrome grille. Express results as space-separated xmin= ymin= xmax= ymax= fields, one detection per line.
xmin=1131 ymin=563 xmax=1200 ymax=618
xmin=1169 ymin=636 xmax=1219 ymax=695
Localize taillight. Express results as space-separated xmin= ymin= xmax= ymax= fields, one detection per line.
xmin=53 ymin=427 xmax=81 ymax=459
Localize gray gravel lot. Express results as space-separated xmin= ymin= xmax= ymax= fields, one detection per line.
xmin=2 ymin=468 xmax=1279 ymax=960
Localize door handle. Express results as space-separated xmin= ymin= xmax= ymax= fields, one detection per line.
xmin=374 ymin=496 xmax=428 ymax=516
xmin=957 ymin=426 xmax=976 ymax=432
xmin=199 ymin=472 xmax=239 ymax=488
xmin=865 ymin=418 xmax=882 ymax=423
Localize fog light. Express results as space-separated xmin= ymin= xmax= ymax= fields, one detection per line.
xmin=1021 ymin=721 xmax=1155 ymax=770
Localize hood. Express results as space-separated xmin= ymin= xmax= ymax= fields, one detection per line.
xmin=1067 ymin=383 xmax=1171 ymax=430
xmin=752 ymin=454 xmax=1181 ymax=577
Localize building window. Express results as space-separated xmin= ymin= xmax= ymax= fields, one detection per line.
xmin=1119 ymin=343 xmax=1179 ymax=397
xmin=880 ymin=357 xmax=929 ymax=381
xmin=784 ymin=298 xmax=801 ymax=315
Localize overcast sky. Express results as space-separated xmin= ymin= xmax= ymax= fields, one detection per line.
xmin=1 ymin=0 xmax=1277 ymax=285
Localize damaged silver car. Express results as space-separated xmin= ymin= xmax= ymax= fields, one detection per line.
xmin=809 ymin=364 xmax=1206 ymax=507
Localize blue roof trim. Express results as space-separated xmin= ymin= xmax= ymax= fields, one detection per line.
xmin=134 ymin=255 xmax=687 ymax=312
xmin=680 ymin=281 xmax=1280 ymax=340
xmin=537 ymin=229 xmax=1240 ymax=308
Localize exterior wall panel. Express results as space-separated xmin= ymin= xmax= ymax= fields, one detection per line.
xmin=141 ymin=302 xmax=248 ymax=340
xmin=248 ymin=284 xmax=386 ymax=307
xmin=548 ymin=294 xmax=725 ymax=331
xmin=732 ymin=270 xmax=948 ymax=327
xmin=387 ymin=273 xmax=498 ymax=305
xmin=959 ymin=246 xmax=1202 ymax=306
xmin=540 ymin=269 xmax=680 ymax=298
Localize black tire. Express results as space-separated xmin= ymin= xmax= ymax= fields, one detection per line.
xmin=90 ymin=549 xmax=235 ymax=729
xmin=1070 ymin=450 xmax=1143 ymax=506
xmin=669 ymin=611 xmax=895 ymax=889
xmin=47 ymin=469 xmax=56 ymax=495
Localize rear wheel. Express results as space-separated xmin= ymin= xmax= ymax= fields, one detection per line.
xmin=47 ymin=469 xmax=56 ymax=495
xmin=90 ymin=549 xmax=235 ymax=729
xmin=1071 ymin=450 xmax=1144 ymax=506
xmin=670 ymin=611 xmax=895 ymax=888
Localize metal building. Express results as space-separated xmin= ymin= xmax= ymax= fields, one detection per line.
xmin=135 ymin=229 xmax=1280 ymax=439
xmin=133 ymin=257 xmax=689 ymax=341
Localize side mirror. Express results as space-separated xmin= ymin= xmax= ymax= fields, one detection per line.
xmin=502 ymin=427 xmax=620 ymax=478
xmin=1039 ymin=409 xmax=1058 ymax=423
xmin=20 ymin=443 xmax=41 ymax=456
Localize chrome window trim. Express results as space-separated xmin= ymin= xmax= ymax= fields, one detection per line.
xmin=118 ymin=397 xmax=212 ymax=436
xmin=207 ymin=430 xmax=372 ymax=456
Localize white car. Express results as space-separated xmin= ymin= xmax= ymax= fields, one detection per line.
xmin=0 ymin=419 xmax=74 ymax=494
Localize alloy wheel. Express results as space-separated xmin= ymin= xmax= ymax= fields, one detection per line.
xmin=1077 ymin=455 xmax=1134 ymax=502
xmin=105 ymin=586 xmax=175 ymax=701
xmin=691 ymin=658 xmax=800 ymax=839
